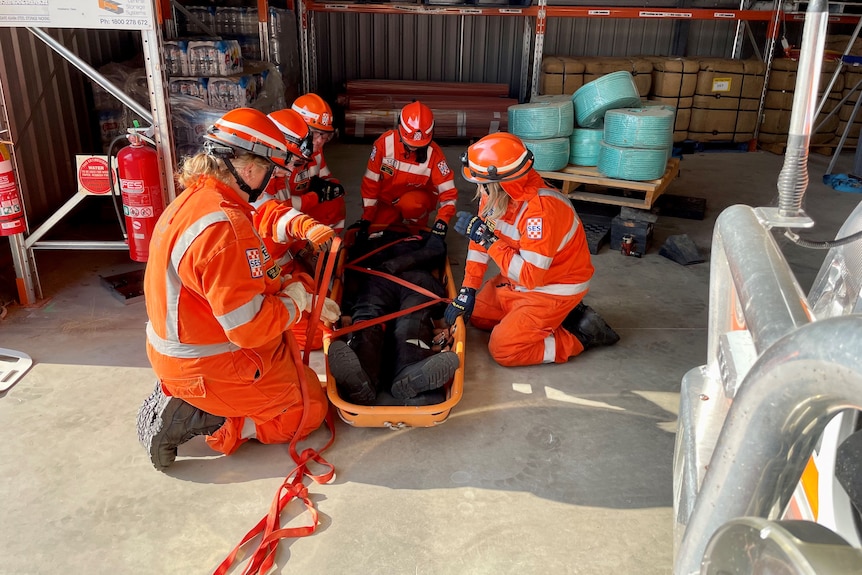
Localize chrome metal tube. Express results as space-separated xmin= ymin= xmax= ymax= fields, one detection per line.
xmin=777 ymin=0 xmax=828 ymax=217
xmin=707 ymin=205 xmax=811 ymax=362
xmin=26 ymin=27 xmax=153 ymax=126
xmin=675 ymin=315 xmax=862 ymax=574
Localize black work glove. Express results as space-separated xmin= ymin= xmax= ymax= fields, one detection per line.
xmin=309 ymin=175 xmax=345 ymax=203
xmin=444 ymin=287 xmax=476 ymax=326
xmin=454 ymin=210 xmax=497 ymax=248
xmin=348 ymin=218 xmax=371 ymax=245
xmin=431 ymin=219 xmax=448 ymax=239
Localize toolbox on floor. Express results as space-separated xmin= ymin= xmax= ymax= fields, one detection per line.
xmin=324 ymin=227 xmax=466 ymax=428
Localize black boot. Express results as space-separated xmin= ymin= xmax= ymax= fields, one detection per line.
xmin=328 ymin=340 xmax=376 ymax=405
xmin=562 ymin=303 xmax=620 ymax=350
xmin=390 ymin=351 xmax=460 ymax=400
xmin=137 ymin=382 xmax=226 ymax=471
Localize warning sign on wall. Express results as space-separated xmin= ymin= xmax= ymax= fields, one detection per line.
xmin=76 ymin=155 xmax=112 ymax=195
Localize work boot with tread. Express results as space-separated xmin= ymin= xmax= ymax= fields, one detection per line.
xmin=136 ymin=382 xmax=226 ymax=471
xmin=390 ymin=351 xmax=459 ymax=400
xmin=328 ymin=340 xmax=376 ymax=405
xmin=562 ymin=303 xmax=620 ymax=350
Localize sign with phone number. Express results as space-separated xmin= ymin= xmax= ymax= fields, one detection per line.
xmin=0 ymin=0 xmax=154 ymax=30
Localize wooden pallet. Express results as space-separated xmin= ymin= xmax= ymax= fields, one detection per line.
xmin=538 ymin=157 xmax=680 ymax=210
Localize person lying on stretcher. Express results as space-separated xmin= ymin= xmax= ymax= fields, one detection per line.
xmin=328 ymin=227 xmax=459 ymax=407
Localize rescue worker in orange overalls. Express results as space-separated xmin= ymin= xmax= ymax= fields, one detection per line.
xmin=137 ymin=108 xmax=339 ymax=471
xmin=354 ymin=101 xmax=457 ymax=241
xmin=252 ymin=108 xmax=335 ymax=350
xmin=287 ymin=93 xmax=346 ymax=235
xmin=444 ymin=132 xmax=619 ymax=367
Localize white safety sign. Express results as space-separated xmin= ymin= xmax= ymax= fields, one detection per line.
xmin=0 ymin=0 xmax=154 ymax=30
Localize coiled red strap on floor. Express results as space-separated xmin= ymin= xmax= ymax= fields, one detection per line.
xmin=213 ymin=239 xmax=341 ymax=575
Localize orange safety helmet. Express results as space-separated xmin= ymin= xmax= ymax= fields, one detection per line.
xmin=267 ymin=108 xmax=314 ymax=162
xmin=398 ymin=101 xmax=434 ymax=148
xmin=204 ymin=107 xmax=289 ymax=168
xmin=460 ymin=132 xmax=534 ymax=184
xmin=291 ymin=93 xmax=335 ymax=132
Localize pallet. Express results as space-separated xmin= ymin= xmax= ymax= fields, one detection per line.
xmin=674 ymin=139 xmax=754 ymax=155
xmin=539 ymin=157 xmax=680 ymax=210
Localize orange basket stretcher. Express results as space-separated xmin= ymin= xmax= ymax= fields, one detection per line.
xmin=323 ymin=229 xmax=466 ymax=429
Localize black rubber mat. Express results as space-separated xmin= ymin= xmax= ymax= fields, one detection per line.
xmin=580 ymin=216 xmax=613 ymax=255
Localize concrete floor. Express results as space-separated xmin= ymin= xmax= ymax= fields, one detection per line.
xmin=1 ymin=144 xmax=860 ymax=575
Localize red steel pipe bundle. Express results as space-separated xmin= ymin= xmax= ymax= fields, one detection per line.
xmin=339 ymin=79 xmax=515 ymax=139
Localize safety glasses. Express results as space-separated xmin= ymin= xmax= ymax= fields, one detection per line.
xmin=310 ymin=129 xmax=334 ymax=143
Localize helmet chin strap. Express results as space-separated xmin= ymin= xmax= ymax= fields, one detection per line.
xmin=224 ymin=158 xmax=275 ymax=203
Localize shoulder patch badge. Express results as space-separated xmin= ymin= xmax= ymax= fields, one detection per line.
xmin=526 ymin=217 xmax=543 ymax=240
xmin=369 ymin=147 xmax=377 ymax=162
xmin=246 ymin=248 xmax=264 ymax=278
xmin=437 ymin=160 xmax=451 ymax=177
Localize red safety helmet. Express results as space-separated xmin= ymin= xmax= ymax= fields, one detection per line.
xmin=460 ymin=132 xmax=534 ymax=184
xmin=398 ymin=101 xmax=434 ymax=148
xmin=291 ymin=93 xmax=335 ymax=132
xmin=268 ymin=109 xmax=314 ymax=162
xmin=204 ymin=107 xmax=289 ymax=168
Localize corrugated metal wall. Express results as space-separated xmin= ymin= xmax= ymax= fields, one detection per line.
xmin=310 ymin=6 xmax=765 ymax=103
xmin=0 ymin=27 xmax=140 ymax=228
xmin=312 ymin=12 xmax=529 ymax=99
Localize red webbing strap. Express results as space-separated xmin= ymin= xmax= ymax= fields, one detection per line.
xmin=331 ymin=261 xmax=452 ymax=339
xmin=214 ymin=242 xmax=340 ymax=575
xmin=303 ymin=238 xmax=342 ymax=366
xmin=346 ymin=234 xmax=423 ymax=267
xmin=330 ymin=299 xmax=443 ymax=339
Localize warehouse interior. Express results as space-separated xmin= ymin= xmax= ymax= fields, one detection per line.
xmin=4 ymin=0 xmax=862 ymax=573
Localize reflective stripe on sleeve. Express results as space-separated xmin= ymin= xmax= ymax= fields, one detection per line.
xmin=165 ymin=211 xmax=231 ymax=341
xmin=507 ymin=254 xmax=525 ymax=283
xmin=364 ymin=168 xmax=380 ymax=181
xmin=521 ymin=249 xmax=553 ymax=270
xmin=275 ymin=208 xmax=304 ymax=242
xmin=363 ymin=198 xmax=378 ymax=208
xmin=467 ymin=248 xmax=490 ymax=265
xmin=216 ymin=293 xmax=265 ymax=332
xmin=278 ymin=294 xmax=300 ymax=326
xmin=147 ymin=322 xmax=239 ymax=359
xmin=495 ymin=219 xmax=520 ymax=241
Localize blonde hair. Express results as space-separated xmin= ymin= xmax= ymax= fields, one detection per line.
xmin=474 ymin=182 xmax=510 ymax=220
xmin=177 ymin=151 xmax=271 ymax=189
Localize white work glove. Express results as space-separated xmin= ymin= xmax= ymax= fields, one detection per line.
xmin=318 ymin=297 xmax=341 ymax=324
xmin=280 ymin=282 xmax=341 ymax=324
xmin=280 ymin=281 xmax=309 ymax=317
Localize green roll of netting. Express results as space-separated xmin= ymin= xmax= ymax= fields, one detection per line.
xmin=569 ymin=127 xmax=603 ymax=166
xmin=572 ymin=70 xmax=642 ymax=129
xmin=523 ymin=137 xmax=570 ymax=172
xmin=508 ymin=98 xmax=574 ymax=140
xmin=603 ymin=107 xmax=675 ymax=149
xmin=597 ymin=142 xmax=669 ymax=181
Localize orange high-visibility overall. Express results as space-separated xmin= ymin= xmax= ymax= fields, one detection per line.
xmin=360 ymin=131 xmax=457 ymax=229
xmin=145 ymin=176 xmax=328 ymax=455
xmin=462 ymin=171 xmax=594 ymax=367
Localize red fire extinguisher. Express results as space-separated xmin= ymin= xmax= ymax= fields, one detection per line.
xmin=115 ymin=128 xmax=165 ymax=262
xmin=0 ymin=142 xmax=27 ymax=237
